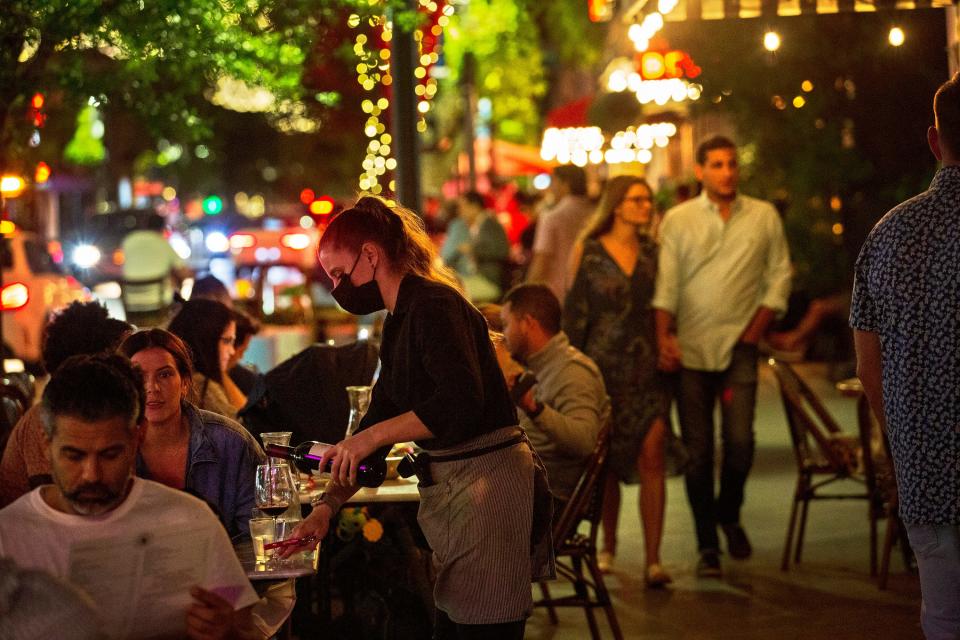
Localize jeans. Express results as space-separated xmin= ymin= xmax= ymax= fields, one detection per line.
xmin=905 ymin=523 xmax=960 ymax=639
xmin=677 ymin=343 xmax=758 ymax=552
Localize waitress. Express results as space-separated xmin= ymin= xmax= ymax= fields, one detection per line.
xmin=289 ymin=196 xmax=549 ymax=639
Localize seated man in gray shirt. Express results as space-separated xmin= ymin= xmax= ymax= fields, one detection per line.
xmin=499 ymin=284 xmax=610 ymax=501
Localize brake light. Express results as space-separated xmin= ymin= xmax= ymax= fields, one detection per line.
xmin=1 ymin=283 xmax=29 ymax=311
xmin=230 ymin=233 xmax=256 ymax=250
xmin=280 ymin=233 xmax=311 ymax=250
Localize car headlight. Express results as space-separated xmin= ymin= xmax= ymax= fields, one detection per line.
xmin=72 ymin=244 xmax=102 ymax=269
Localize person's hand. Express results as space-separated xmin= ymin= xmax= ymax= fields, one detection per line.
xmin=278 ymin=505 xmax=332 ymax=559
xmin=518 ymin=388 xmax=538 ymax=415
xmin=316 ymin=429 xmax=379 ymax=487
xmin=657 ymin=334 xmax=682 ymax=372
xmin=186 ymin=587 xmax=235 ymax=640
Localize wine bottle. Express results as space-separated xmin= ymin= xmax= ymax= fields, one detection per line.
xmin=264 ymin=442 xmax=387 ymax=488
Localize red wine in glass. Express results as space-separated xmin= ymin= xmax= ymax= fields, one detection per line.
xmin=260 ymin=503 xmax=289 ymax=518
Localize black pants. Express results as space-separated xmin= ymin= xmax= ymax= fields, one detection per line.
xmin=433 ymin=609 xmax=526 ymax=640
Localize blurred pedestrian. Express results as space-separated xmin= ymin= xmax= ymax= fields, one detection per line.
xmin=526 ymin=165 xmax=591 ymax=301
xmin=167 ymin=299 xmax=243 ymax=418
xmin=653 ymin=135 xmax=792 ymax=577
xmin=564 ymin=175 xmax=673 ymax=586
xmin=852 ymin=73 xmax=960 ymax=639
xmin=440 ymin=191 xmax=510 ymax=302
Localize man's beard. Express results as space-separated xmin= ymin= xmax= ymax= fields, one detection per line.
xmin=63 ymin=480 xmax=127 ymax=515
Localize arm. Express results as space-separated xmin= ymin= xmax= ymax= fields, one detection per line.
xmin=854 ymin=329 xmax=887 ymax=431
xmin=561 ymin=242 xmax=589 ymax=349
xmin=739 ymin=306 xmax=777 ymax=345
xmin=655 ymin=309 xmax=681 ymax=372
xmin=756 ymin=207 xmax=793 ymax=322
xmin=523 ymin=368 xmax=605 ymax=458
xmin=186 ymin=590 xmax=258 ymax=640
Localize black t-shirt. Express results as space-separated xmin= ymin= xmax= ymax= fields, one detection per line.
xmin=359 ymin=274 xmax=517 ymax=449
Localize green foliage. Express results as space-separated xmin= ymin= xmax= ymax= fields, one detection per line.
xmin=441 ymin=0 xmax=548 ymax=145
xmin=63 ymin=102 xmax=106 ymax=165
xmin=0 ymin=0 xmax=327 ymax=172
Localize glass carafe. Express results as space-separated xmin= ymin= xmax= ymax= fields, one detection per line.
xmin=345 ymin=385 xmax=372 ymax=438
xmin=258 ymin=431 xmax=302 ymax=523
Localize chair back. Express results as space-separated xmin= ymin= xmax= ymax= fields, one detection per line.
xmin=552 ymin=421 xmax=612 ymax=547
xmin=120 ymin=276 xmax=171 ymax=314
xmin=769 ymin=359 xmax=857 ymax=474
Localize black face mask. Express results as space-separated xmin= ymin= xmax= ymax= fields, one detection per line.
xmin=331 ymin=251 xmax=385 ymax=315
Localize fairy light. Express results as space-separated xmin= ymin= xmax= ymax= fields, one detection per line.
xmin=350 ymin=1 xmax=448 ymax=193
xmin=541 ymin=123 xmax=678 ymax=166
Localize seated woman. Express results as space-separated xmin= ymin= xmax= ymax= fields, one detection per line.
xmin=120 ymin=328 xmax=264 ymax=539
xmin=167 ymin=298 xmax=245 ymax=418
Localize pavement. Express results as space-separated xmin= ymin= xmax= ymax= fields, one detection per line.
xmin=525 ymin=361 xmax=923 ymax=640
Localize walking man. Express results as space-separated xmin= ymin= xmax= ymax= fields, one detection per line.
xmin=851 ymin=74 xmax=960 ymax=639
xmin=653 ymin=135 xmax=792 ymax=576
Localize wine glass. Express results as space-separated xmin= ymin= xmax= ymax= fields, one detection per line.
xmin=255 ymin=463 xmax=295 ymax=562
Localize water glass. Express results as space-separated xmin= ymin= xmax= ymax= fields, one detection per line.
xmin=249 ymin=517 xmax=276 ymax=563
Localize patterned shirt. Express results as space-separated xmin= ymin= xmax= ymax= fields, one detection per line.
xmin=850 ymin=166 xmax=960 ymax=525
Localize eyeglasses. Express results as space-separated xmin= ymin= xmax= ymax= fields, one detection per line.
xmin=623 ymin=195 xmax=652 ymax=204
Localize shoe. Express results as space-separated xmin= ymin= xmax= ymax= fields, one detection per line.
xmin=597 ymin=551 xmax=614 ymax=574
xmin=721 ymin=523 xmax=753 ymax=559
xmin=645 ymin=563 xmax=673 ymax=588
xmin=696 ymin=551 xmax=722 ymax=578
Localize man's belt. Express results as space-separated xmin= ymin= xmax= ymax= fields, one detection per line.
xmin=398 ymin=434 xmax=525 ymax=487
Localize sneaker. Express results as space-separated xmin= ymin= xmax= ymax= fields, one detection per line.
xmin=721 ymin=523 xmax=753 ymax=559
xmin=696 ymin=550 xmax=722 ymax=578
xmin=597 ymin=551 xmax=614 ymax=574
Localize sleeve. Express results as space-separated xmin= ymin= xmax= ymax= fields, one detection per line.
xmin=651 ymin=213 xmax=680 ymax=313
xmin=439 ymin=219 xmax=465 ymax=266
xmin=849 ymin=235 xmax=880 ymax=332
xmin=758 ymin=207 xmax=793 ymax=314
xmin=532 ymin=211 xmax=554 ymax=253
xmin=201 ymin=513 xmax=261 ymax=611
xmin=530 ymin=364 xmax=605 ymax=458
xmin=409 ymin=297 xmax=486 ymax=441
xmin=562 ymin=261 xmax=591 ymax=350
xmin=230 ymin=430 xmax=266 ymax=540
xmin=0 ymin=418 xmax=31 ymax=507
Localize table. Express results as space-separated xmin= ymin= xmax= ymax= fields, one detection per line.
xmin=299 ymin=476 xmax=421 ymax=506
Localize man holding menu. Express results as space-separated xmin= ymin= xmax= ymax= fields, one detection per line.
xmin=0 ymin=354 xmax=259 ymax=639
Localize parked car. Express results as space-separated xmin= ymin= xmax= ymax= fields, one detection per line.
xmin=1 ymin=228 xmax=89 ymax=370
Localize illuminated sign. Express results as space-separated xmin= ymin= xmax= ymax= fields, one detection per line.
xmin=638 ymin=50 xmax=702 ymax=81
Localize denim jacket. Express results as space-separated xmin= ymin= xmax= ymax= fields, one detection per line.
xmin=137 ymin=401 xmax=265 ymax=539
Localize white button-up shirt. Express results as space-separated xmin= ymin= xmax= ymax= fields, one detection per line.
xmin=652 ymin=192 xmax=792 ymax=371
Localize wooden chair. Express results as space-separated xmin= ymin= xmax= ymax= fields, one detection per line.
xmin=120 ymin=276 xmax=173 ymax=327
xmin=769 ymin=359 xmax=883 ymax=574
xmin=535 ymin=422 xmax=623 ymax=640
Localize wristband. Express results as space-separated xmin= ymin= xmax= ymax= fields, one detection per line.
xmin=310 ymin=491 xmax=342 ymax=516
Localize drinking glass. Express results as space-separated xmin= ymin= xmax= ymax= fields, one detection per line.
xmin=254 ymin=463 xmax=295 ymax=557
xmin=249 ymin=517 xmax=276 ymax=564
xmin=345 ymin=385 xmax=372 ymax=438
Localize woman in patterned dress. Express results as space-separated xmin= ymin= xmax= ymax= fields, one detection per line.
xmin=564 ymin=175 xmax=673 ymax=587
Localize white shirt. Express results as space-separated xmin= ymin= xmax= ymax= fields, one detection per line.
xmin=121 ymin=230 xmax=184 ymax=309
xmin=652 ymin=192 xmax=792 ymax=371
xmin=532 ymin=195 xmax=592 ymax=301
xmin=0 ymin=478 xmax=258 ymax=639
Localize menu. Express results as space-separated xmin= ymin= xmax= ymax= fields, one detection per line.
xmin=67 ymin=523 xmax=213 ymax=639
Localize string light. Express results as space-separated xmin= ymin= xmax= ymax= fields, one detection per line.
xmin=350 ymin=1 xmax=447 ymax=193
xmin=540 ymin=123 xmax=678 ymax=166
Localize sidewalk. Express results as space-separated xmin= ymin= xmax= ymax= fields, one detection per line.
xmin=527 ymin=361 xmax=921 ymax=639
